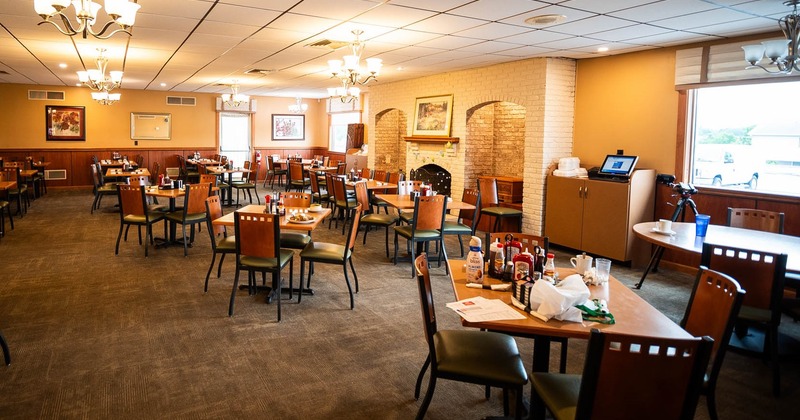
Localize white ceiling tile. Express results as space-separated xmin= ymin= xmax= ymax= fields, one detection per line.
xmin=652 ymin=7 xmax=763 ymax=31
xmin=549 ymin=15 xmax=637 ymax=36
xmin=561 ymin=0 xmax=663 ymax=14
xmin=609 ymin=0 xmax=719 ymax=21
xmin=454 ymin=22 xmax=535 ymax=40
xmin=404 ymin=14 xmax=487 ymax=34
xmin=447 ymin=0 xmax=552 ymax=21
xmin=351 ymin=4 xmax=437 ymax=27
xmin=588 ymin=24 xmax=672 ymax=42
xmin=386 ymin=0 xmax=476 ymax=13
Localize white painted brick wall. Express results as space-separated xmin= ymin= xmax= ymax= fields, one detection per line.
xmin=368 ymin=57 xmax=576 ymax=233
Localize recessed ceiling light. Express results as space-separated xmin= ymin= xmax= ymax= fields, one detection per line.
xmin=396 ymin=66 xmax=404 ymax=71
xmin=598 ymin=47 xmax=609 ymax=52
xmin=58 ymin=63 xmax=67 ymax=69
xmin=524 ymin=14 xmax=567 ymax=27
xmin=160 ymin=83 xmax=166 ymax=87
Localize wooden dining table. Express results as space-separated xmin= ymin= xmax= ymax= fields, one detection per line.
xmin=105 ymin=168 xmax=151 ymax=178
xmin=346 ymin=179 xmax=397 ymax=191
xmin=449 ymin=259 xmax=691 ymax=417
xmin=632 ymin=221 xmax=800 ymax=288
xmin=206 ymin=166 xmax=251 ymax=206
xmin=212 ymin=204 xmax=331 ymax=232
xmin=373 ymin=193 xmax=476 ymax=210
xmin=99 ymin=159 xmax=138 ymax=168
xmin=145 ymin=186 xmax=186 ymax=247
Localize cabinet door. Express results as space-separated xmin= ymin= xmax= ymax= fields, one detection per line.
xmin=581 ymin=180 xmax=630 ymax=260
xmin=544 ymin=176 xmax=585 ymax=250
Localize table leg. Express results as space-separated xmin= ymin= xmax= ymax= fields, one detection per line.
xmin=530 ymin=335 xmax=552 ymax=420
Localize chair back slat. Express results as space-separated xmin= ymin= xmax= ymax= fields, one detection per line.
xmin=477 ymin=177 xmax=499 ymax=207
xmin=726 ymin=207 xmax=785 ymax=234
xmin=576 ymin=330 xmax=712 ymax=420
xmin=414 ymin=253 xmax=438 ymax=350
xmin=457 ymin=188 xmax=480 ymax=226
xmin=414 ymin=195 xmax=446 ymax=230
xmin=185 ymin=183 xmax=212 ymax=214
xmin=205 ymin=195 xmax=226 ymax=237
xmin=360 ymin=167 xmax=372 ymax=179
xmin=336 ymin=162 xmax=347 ymax=175
xmin=385 ymin=171 xmax=400 ymax=193
xmin=332 ymin=176 xmax=349 ymax=203
xmin=373 ymin=170 xmax=388 ymax=182
xmin=346 ymin=204 xmax=363 ymax=252
xmin=289 ymin=162 xmax=305 ymax=183
xmin=118 ymin=184 xmax=146 ymax=217
xmin=128 ymin=175 xmax=149 ymax=186
xmin=199 ymin=174 xmax=217 ymax=186
xmin=354 ymin=181 xmax=370 ymax=211
xmin=281 ymin=192 xmax=311 ymax=207
xmin=235 ymin=212 xmax=279 ymax=259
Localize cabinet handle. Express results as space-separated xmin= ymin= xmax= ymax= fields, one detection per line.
xmin=583 ymin=186 xmax=588 ymax=198
xmin=578 ymin=186 xmax=583 ymax=197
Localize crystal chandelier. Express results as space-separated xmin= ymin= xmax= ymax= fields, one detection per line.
xmin=327 ymin=30 xmax=382 ymax=103
xmin=221 ymin=82 xmax=249 ymax=107
xmin=78 ymin=48 xmax=123 ymax=104
xmin=34 ymin=0 xmax=141 ymax=40
xmin=288 ymin=97 xmax=308 ymax=113
xmin=742 ymin=0 xmax=800 ymax=74
xmin=91 ymin=90 xmax=120 ymax=105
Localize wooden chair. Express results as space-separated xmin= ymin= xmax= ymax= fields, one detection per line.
xmin=701 ymin=242 xmax=787 ymax=396
xmin=279 ymin=192 xmax=314 ymax=255
xmin=309 ymin=170 xmax=329 ymax=207
xmin=359 ymin=167 xmax=372 ymax=179
xmin=115 ymin=184 xmax=167 ymax=257
xmin=90 ymin=163 xmax=118 ymax=214
xmin=394 ymin=194 xmax=448 ymax=277
xmin=298 ymin=204 xmax=363 ymax=309
xmin=398 ymin=180 xmax=422 ymax=224
xmin=203 ymin=195 xmax=235 ymax=292
xmin=442 ymin=188 xmax=480 ymax=257
xmin=287 ymin=161 xmax=310 ymax=192
xmin=329 ymin=175 xmax=357 ymax=234
xmin=264 ymin=154 xmax=287 ymax=188
xmin=2 ymin=167 xmax=28 ymax=216
xmin=232 ymin=161 xmax=260 ymax=206
xmin=164 ymin=183 xmax=212 ymax=257
xmin=680 ymin=266 xmax=745 ymax=420
xmin=413 ymin=253 xmax=528 ymax=420
xmin=726 ymin=207 xmax=784 ymax=234
xmin=531 ymin=329 xmax=712 ymax=420
xmin=477 ymin=177 xmax=522 ymax=233
xmin=231 ymin=211 xmax=294 ymax=320
xmin=0 ymin=172 xmax=13 ymax=236
xmin=355 ymin=180 xmax=399 ymax=257
xmin=371 ymin=171 xmax=399 ymax=214
xmin=336 ymin=162 xmax=347 ymax=175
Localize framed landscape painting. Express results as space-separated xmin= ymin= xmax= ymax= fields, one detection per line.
xmin=412 ymin=94 xmax=453 ymax=137
xmin=46 ymin=105 xmax=85 ymax=141
xmin=272 ymin=114 xmax=305 ymax=140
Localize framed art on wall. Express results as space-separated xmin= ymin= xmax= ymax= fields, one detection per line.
xmin=272 ymin=114 xmax=305 ymax=140
xmin=412 ymin=94 xmax=453 ymax=137
xmin=46 ymin=105 xmax=85 ymax=141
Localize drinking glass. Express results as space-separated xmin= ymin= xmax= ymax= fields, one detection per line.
xmin=595 ymin=258 xmax=611 ymax=284
xmin=695 ymin=214 xmax=710 ymax=237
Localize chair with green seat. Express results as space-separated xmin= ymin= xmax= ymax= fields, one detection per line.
xmin=298 ymin=204 xmax=362 ymax=309
xmin=25 ymin=157 xmax=44 ymax=198
xmin=309 ymin=170 xmax=329 ymax=207
xmin=90 ymin=163 xmax=118 ymax=214
xmin=287 ymin=161 xmax=311 ymax=192
xmin=442 ymin=188 xmax=480 ymax=257
xmin=264 ymin=155 xmax=286 ymax=188
xmin=394 ymin=194 xmax=448 ymax=277
xmin=279 ymin=192 xmax=314 ymax=254
xmin=204 ymin=195 xmax=235 ymax=292
xmin=413 ymin=253 xmax=528 ymax=420
xmin=680 ymin=266 xmax=745 ymax=420
xmin=477 ymin=177 xmax=522 ymax=233
xmin=354 ymin=180 xmax=398 ymax=257
xmin=115 ymin=184 xmax=167 ymax=258
xmin=230 ymin=211 xmax=294 ymax=320
xmin=397 ymin=180 xmax=421 ymax=225
xmin=2 ymin=166 xmax=28 ymax=217
xmin=701 ymin=242 xmax=788 ymax=396
xmin=369 ymin=169 xmax=391 ymax=213
xmin=232 ymin=161 xmax=260 ymax=206
xmin=531 ymin=329 xmax=712 ymax=420
xmin=329 ymin=174 xmax=357 ymax=234
xmin=165 ymin=182 xmax=212 ymax=257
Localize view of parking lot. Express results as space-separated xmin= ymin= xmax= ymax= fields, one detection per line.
xmin=692 ymin=82 xmax=800 ymax=196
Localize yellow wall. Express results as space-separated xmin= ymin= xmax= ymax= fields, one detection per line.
xmin=0 ymin=84 xmax=327 ymax=149
xmin=574 ymin=48 xmax=679 ymax=172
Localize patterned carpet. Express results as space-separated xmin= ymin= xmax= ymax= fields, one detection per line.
xmin=0 ymin=187 xmax=796 ymax=419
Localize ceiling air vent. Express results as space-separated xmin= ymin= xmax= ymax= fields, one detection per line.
xmin=0 ymin=70 xmax=9 ymax=75
xmin=305 ymin=39 xmax=350 ymax=50
xmin=166 ymin=96 xmax=196 ymax=106
xmin=28 ymin=90 xmax=65 ymax=101
xmin=245 ymin=68 xmax=276 ymax=75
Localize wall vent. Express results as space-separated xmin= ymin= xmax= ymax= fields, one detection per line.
xmin=45 ymin=169 xmax=67 ymax=180
xmin=166 ymin=96 xmax=196 ymax=106
xmin=28 ymin=90 xmax=65 ymax=101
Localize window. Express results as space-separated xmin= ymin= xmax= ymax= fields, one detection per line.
xmin=689 ymin=81 xmax=800 ymax=195
xmin=219 ymin=112 xmax=251 ymax=168
xmin=329 ymin=112 xmax=361 ymax=153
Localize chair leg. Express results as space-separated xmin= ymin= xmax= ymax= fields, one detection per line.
xmin=414 ymin=355 xmax=431 ymax=399
xmin=342 ymin=264 xmax=354 ymax=309
xmin=384 ymin=226 xmax=390 ymax=258
xmin=274 ymin=271 xmax=282 ymax=322
xmin=770 ymin=326 xmax=780 ymax=396
xmin=706 ymin=388 xmax=719 ymax=420
xmin=457 ymin=234 xmax=464 ymax=257
xmin=298 ymin=259 xmax=306 ymax=304
xmin=415 ymin=372 xmax=437 ymax=420
xmin=229 ymin=269 xmax=241 ymax=316
xmin=0 ymin=330 xmax=10 ymax=366
xmin=559 ymin=338 xmax=568 ymax=373
xmin=349 ymin=257 xmax=359 ymax=293
xmin=205 ymin=252 xmax=217 ymax=292
xmin=217 ymin=253 xmax=226 ymax=278
xmin=115 ymin=223 xmax=125 ymax=255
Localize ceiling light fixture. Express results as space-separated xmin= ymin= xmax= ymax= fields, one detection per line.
xmin=78 ymin=48 xmax=123 ymax=104
xmin=34 ymin=0 xmax=141 ymax=39
xmin=742 ymin=0 xmax=800 ymax=74
xmin=91 ymin=90 xmax=120 ymax=105
xmin=221 ymin=81 xmax=249 ymax=107
xmin=327 ymin=29 xmax=382 ymax=103
xmin=288 ymin=97 xmax=308 ymax=114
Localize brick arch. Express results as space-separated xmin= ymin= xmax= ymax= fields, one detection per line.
xmin=463 ymin=101 xmax=526 ymax=190
xmin=374 ymin=108 xmax=407 ymax=173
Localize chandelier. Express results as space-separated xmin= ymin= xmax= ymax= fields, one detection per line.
xmin=34 ymin=0 xmax=141 ymax=40
xmin=221 ymin=82 xmax=249 ymax=107
xmin=288 ymin=97 xmax=308 ymax=113
xmin=78 ymin=48 xmax=123 ymax=104
xmin=742 ymin=0 xmax=800 ymax=74
xmin=91 ymin=90 xmax=120 ymax=105
xmin=327 ymin=30 xmax=382 ymax=103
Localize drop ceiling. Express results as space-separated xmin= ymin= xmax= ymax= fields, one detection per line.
xmin=0 ymin=0 xmax=789 ymax=98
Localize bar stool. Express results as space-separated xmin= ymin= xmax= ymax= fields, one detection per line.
xmin=477 ymin=177 xmax=522 ymax=233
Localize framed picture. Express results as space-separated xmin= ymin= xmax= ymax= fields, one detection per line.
xmin=130 ymin=112 xmax=172 ymax=140
xmin=272 ymin=114 xmax=305 ymax=140
xmin=46 ymin=105 xmax=85 ymax=141
xmin=412 ymin=94 xmax=453 ymax=137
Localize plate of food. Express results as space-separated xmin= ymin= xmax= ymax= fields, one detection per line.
xmin=288 ymin=213 xmax=316 ymax=224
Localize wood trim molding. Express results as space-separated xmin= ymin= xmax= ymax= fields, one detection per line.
xmin=402 ymin=136 xmax=459 ymax=143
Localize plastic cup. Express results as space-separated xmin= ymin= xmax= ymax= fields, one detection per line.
xmin=595 ymin=258 xmax=611 ymax=284
xmin=695 ymin=214 xmax=711 ymax=237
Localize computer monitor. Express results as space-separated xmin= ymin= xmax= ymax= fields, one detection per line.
xmin=598 ymin=154 xmax=639 ymax=177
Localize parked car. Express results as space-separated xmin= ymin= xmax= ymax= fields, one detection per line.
xmin=693 ymin=145 xmax=759 ymax=189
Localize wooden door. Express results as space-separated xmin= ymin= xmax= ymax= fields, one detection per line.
xmin=544 ymin=176 xmax=585 ymax=250
xmin=581 ymin=179 xmax=631 ymax=260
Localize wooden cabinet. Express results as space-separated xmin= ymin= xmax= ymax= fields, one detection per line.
xmin=544 ymin=169 xmax=655 ymax=262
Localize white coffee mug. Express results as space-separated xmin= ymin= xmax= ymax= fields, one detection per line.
xmin=570 ymin=254 xmax=593 ymax=275
xmin=657 ymin=218 xmax=672 ymax=232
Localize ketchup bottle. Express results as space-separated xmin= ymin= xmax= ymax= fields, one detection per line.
xmin=504 ymin=234 xmax=522 ymax=265
xmin=513 ymin=248 xmax=534 ymax=281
